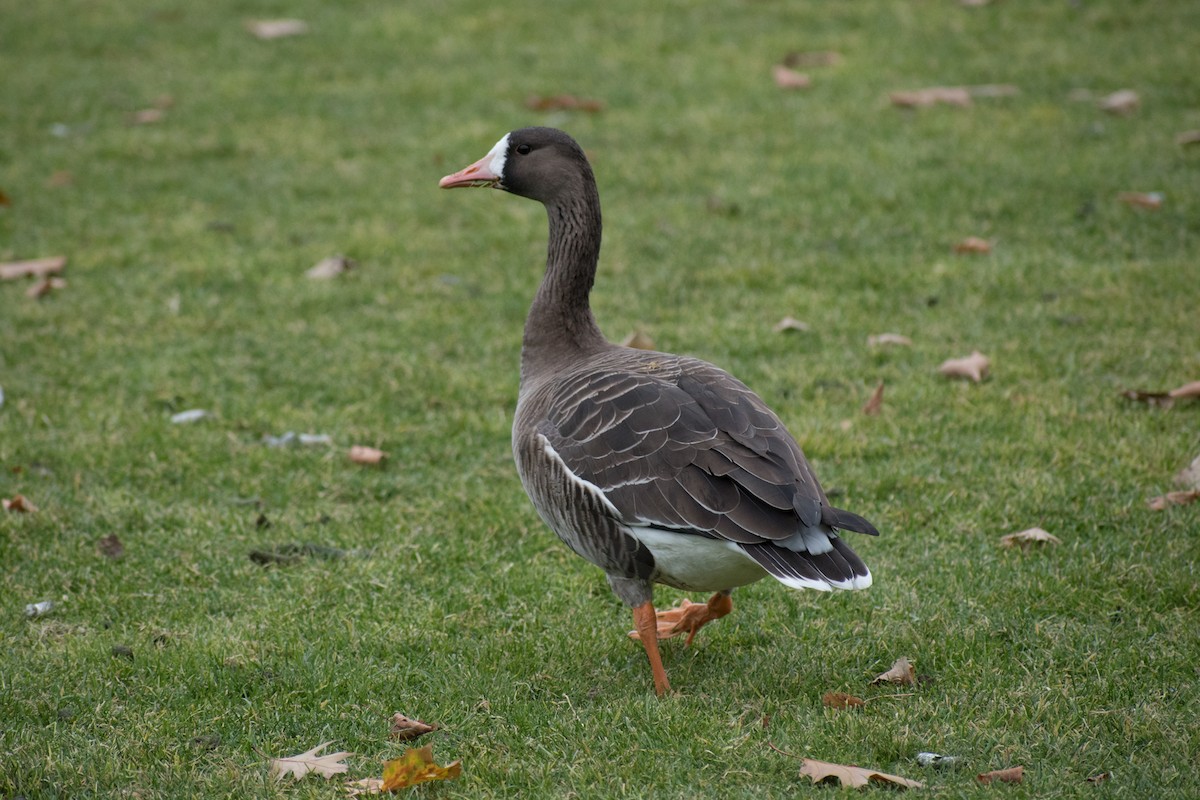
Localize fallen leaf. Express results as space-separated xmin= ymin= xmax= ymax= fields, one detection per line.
xmin=1120 ymin=388 xmax=1173 ymax=408
xmin=1177 ymin=130 xmax=1200 ymax=147
xmin=773 ymin=65 xmax=811 ymax=90
xmin=1000 ymin=527 xmax=1062 ymax=548
xmin=1174 ymin=454 xmax=1200 ymax=490
xmin=1099 ymin=89 xmax=1139 ymax=115
xmin=939 ymin=351 xmax=990 ymax=383
xmin=381 ymin=745 xmax=462 ymax=791
xmin=890 ymin=86 xmax=972 ymax=108
xmin=306 ymin=255 xmax=356 ymax=279
xmin=270 ymin=742 xmax=352 ymax=781
xmin=868 ymin=333 xmax=912 ymax=347
xmin=1117 ymin=191 xmax=1164 ymax=210
xmin=3 ymin=495 xmax=37 ymax=513
xmin=782 ymin=50 xmax=841 ymax=68
xmin=799 ymin=758 xmax=924 ymax=790
xmin=954 ymin=236 xmax=992 ymax=254
xmin=0 ymin=256 xmax=67 ymax=281
xmin=1169 ymin=380 xmax=1200 ymax=400
xmin=1085 ymin=771 xmax=1111 ymax=783
xmin=871 ymin=657 xmax=916 ymax=686
xmin=98 ymin=533 xmax=125 ymax=559
xmin=247 ymin=19 xmax=309 ymax=39
xmin=524 ymin=94 xmax=604 ymax=112
xmin=822 ymin=691 xmax=866 ymax=710
xmin=346 ymin=777 xmax=385 ymax=796
xmin=1147 ymin=490 xmax=1200 ymax=511
xmin=773 ymin=315 xmax=809 ymax=333
xmin=349 ymin=445 xmax=386 ymax=465
xmin=861 ymin=381 xmax=885 ymax=416
xmin=390 ymin=712 xmax=439 ymax=741
xmin=26 ymin=276 xmax=67 ymax=299
xmin=621 ymin=330 xmax=655 ymax=350
xmin=977 ymin=766 xmax=1025 ymax=785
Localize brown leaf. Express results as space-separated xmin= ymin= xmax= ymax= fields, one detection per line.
xmin=822 ymin=691 xmax=866 ymax=710
xmin=1117 ymin=191 xmax=1163 ymax=210
xmin=247 ymin=19 xmax=309 ymax=39
xmin=269 ymin=742 xmax=352 ymax=780
xmin=773 ymin=65 xmax=811 ymax=90
xmin=939 ymin=351 xmax=990 ymax=383
xmin=306 ymin=255 xmax=355 ymax=279
xmin=1120 ymin=388 xmax=1173 ymax=408
xmin=389 ymin=712 xmax=438 ymax=741
xmin=98 ymin=533 xmax=125 ymax=559
xmin=799 ymin=758 xmax=924 ymax=790
xmin=868 ymin=333 xmax=912 ymax=347
xmin=25 ymin=276 xmax=66 ymax=299
xmin=381 ymin=745 xmax=462 ymax=791
xmin=1099 ymin=89 xmax=1139 ymax=115
xmin=349 ymin=445 xmax=386 ymax=465
xmin=890 ymin=86 xmax=972 ymax=108
xmin=1147 ymin=490 xmax=1200 ymax=511
xmin=870 ymin=657 xmax=916 ymax=686
xmin=954 ymin=236 xmax=992 ymax=254
xmin=861 ymin=381 xmax=885 ymax=416
xmin=977 ymin=766 xmax=1025 ymax=785
xmin=782 ymin=50 xmax=842 ymax=68
xmin=1169 ymin=380 xmax=1200 ymax=400
xmin=621 ymin=330 xmax=655 ymax=350
xmin=0 ymin=187 xmax=10 ymax=206
xmin=3 ymin=495 xmax=37 ymax=513
xmin=1085 ymin=771 xmax=1111 ymax=784
xmin=1177 ymin=130 xmax=1200 ymax=147
xmin=773 ymin=315 xmax=809 ymax=333
xmin=0 ymin=256 xmax=67 ymax=281
xmin=524 ymin=94 xmax=604 ymax=112
xmin=1000 ymin=527 xmax=1062 ymax=549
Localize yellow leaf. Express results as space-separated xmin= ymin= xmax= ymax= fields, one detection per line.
xmin=381 ymin=745 xmax=462 ymax=791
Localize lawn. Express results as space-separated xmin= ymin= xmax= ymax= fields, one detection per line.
xmin=2 ymin=0 xmax=1198 ymax=797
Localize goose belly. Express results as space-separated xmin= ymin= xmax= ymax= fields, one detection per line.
xmin=628 ymin=527 xmax=766 ymax=592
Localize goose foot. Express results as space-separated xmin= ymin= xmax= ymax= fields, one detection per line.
xmin=628 ymin=591 xmax=733 ymax=647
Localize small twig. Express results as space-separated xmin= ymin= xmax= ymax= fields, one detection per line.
xmin=767 ymin=740 xmax=802 ymax=760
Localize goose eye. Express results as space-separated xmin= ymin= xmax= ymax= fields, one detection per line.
xmin=515 ymin=143 xmax=532 ymax=155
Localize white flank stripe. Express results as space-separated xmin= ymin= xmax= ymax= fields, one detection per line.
xmin=538 ymin=434 xmax=622 ymax=518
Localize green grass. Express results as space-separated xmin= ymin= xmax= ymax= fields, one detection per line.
xmin=2 ymin=0 xmax=1199 ymax=796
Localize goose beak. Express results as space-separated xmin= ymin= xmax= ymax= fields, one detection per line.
xmin=438 ymin=154 xmax=501 ymax=189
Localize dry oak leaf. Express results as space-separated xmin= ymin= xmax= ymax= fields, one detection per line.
xmin=1147 ymin=490 xmax=1200 ymax=511
xmin=389 ymin=712 xmax=438 ymax=741
xmin=977 ymin=765 xmax=1025 ymax=785
xmin=1118 ymin=191 xmax=1164 ymax=210
xmin=0 ymin=256 xmax=66 ymax=281
xmin=349 ymin=445 xmax=386 ymax=465
xmin=870 ymin=657 xmax=916 ymax=687
xmin=954 ymin=236 xmax=992 ymax=254
xmin=270 ymin=742 xmax=352 ymax=781
xmin=799 ymin=758 xmax=924 ymax=790
xmin=861 ymin=381 xmax=885 ymax=416
xmin=773 ymin=315 xmax=809 ymax=333
xmin=247 ymin=19 xmax=309 ymax=39
xmin=1169 ymin=380 xmax=1200 ymax=400
xmin=1000 ymin=527 xmax=1062 ymax=549
xmin=868 ymin=333 xmax=912 ymax=347
xmin=3 ymin=495 xmax=38 ymax=513
xmin=822 ymin=691 xmax=866 ymax=710
xmin=939 ymin=351 xmax=990 ymax=383
xmin=773 ymin=65 xmax=812 ymax=90
xmin=621 ymin=330 xmax=655 ymax=350
xmin=307 ymin=255 xmax=356 ymax=279
xmin=1099 ymin=89 xmax=1139 ymax=115
xmin=381 ymin=745 xmax=462 ymax=791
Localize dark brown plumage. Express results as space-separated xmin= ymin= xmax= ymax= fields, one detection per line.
xmin=440 ymin=127 xmax=877 ymax=695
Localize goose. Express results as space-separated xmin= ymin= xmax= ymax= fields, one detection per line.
xmin=439 ymin=127 xmax=877 ymax=696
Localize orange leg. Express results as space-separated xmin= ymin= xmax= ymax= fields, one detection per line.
xmin=632 ymin=601 xmax=671 ymax=696
xmin=630 ymin=591 xmax=733 ymax=647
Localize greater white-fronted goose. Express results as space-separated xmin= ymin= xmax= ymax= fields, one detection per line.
xmin=439 ymin=127 xmax=877 ymax=696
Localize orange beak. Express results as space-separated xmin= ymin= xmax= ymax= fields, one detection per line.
xmin=438 ymin=153 xmax=501 ymax=189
